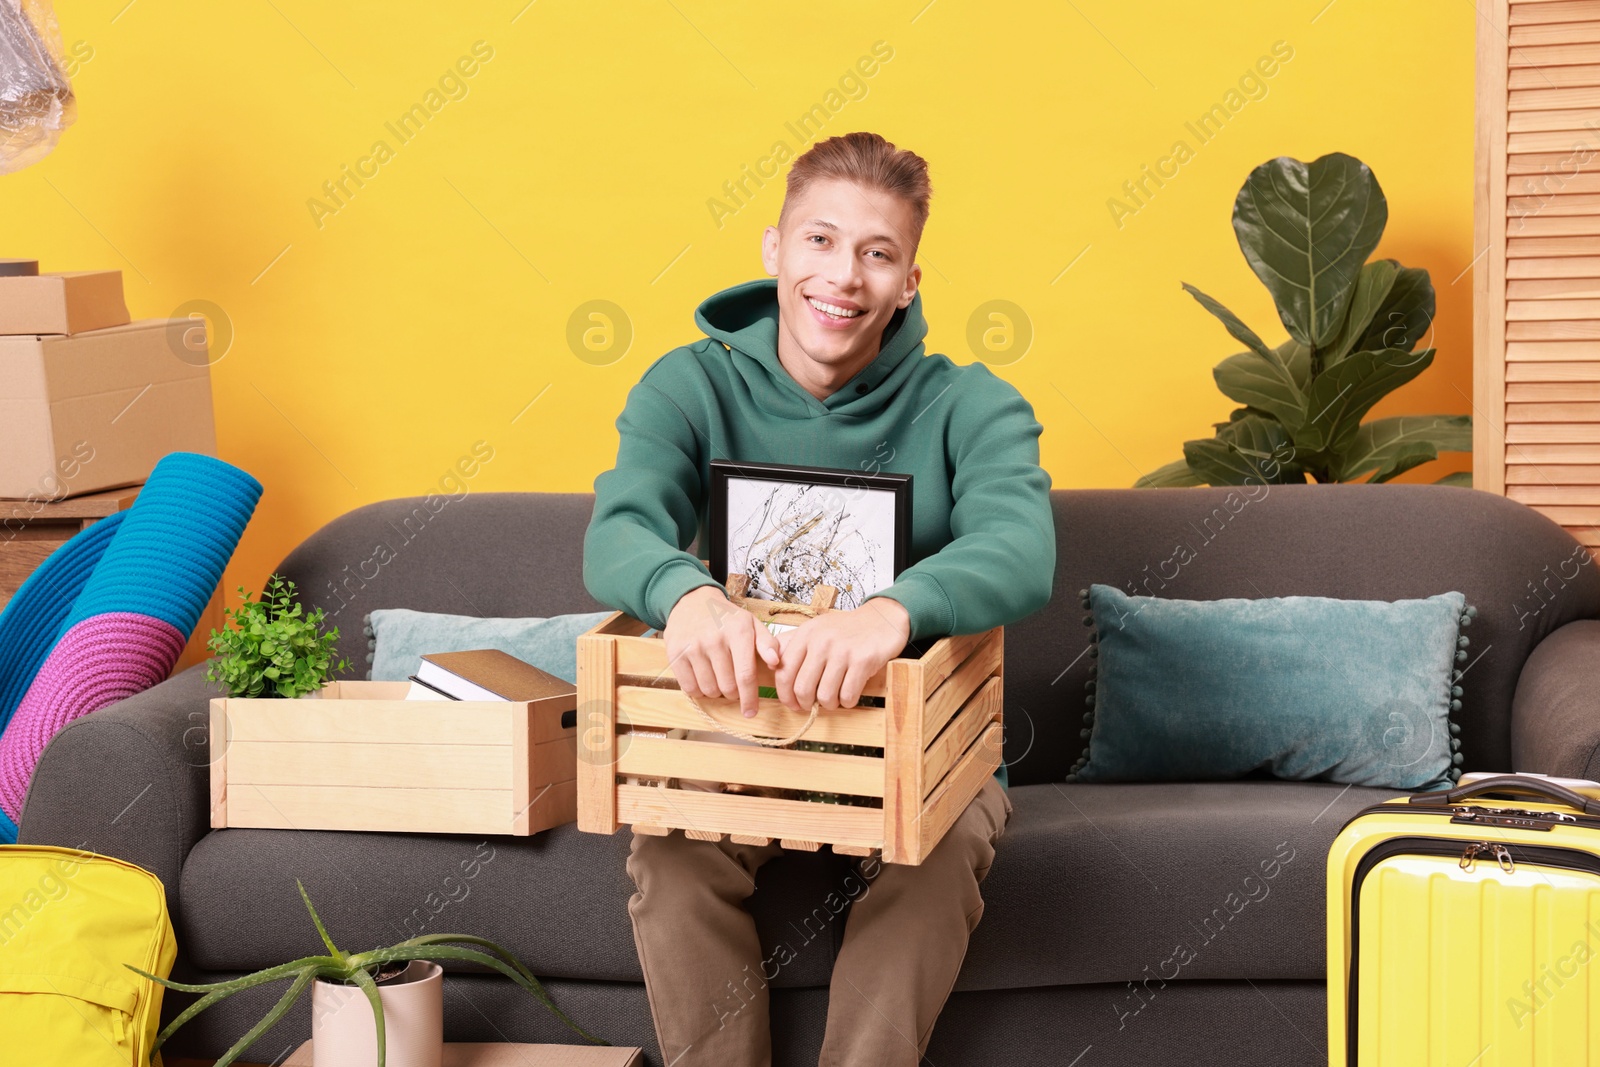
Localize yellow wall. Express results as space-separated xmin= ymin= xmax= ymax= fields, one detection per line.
xmin=8 ymin=0 xmax=1475 ymax=618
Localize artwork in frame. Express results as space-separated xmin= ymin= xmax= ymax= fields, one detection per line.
xmin=708 ymin=458 xmax=912 ymax=613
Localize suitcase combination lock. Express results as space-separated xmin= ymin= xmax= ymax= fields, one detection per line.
xmin=1449 ymin=804 xmax=1573 ymax=830
xmin=1459 ymin=841 xmax=1515 ymax=873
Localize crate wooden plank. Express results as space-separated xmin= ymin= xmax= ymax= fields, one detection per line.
xmin=210 ymin=699 xmax=228 ymax=827
xmin=918 ymin=723 xmax=1004 ymax=861
xmin=922 ymin=630 xmax=1004 ymax=742
xmin=615 ymin=784 xmax=882 ymax=848
xmin=1508 ymin=380 xmax=1600 ymax=398
xmin=223 ymin=701 xmax=515 ymax=746
xmin=225 ymin=741 xmax=515 ymax=789
xmin=922 ymin=677 xmax=1002 ymax=801
xmin=616 ymin=733 xmax=884 ymax=797
xmin=883 ymin=658 xmax=925 ymax=865
xmin=225 ymin=783 xmax=516 ymax=835
xmin=614 ymin=685 xmax=886 ymax=747
xmin=913 ymin=629 xmax=992 ymax=700
xmin=610 ymin=632 xmax=890 ymax=700
xmin=576 ymin=631 xmax=619 ymax=834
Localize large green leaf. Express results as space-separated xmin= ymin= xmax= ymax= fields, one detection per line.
xmin=1215 ymin=414 xmax=1308 ymax=481
xmin=1134 ymin=457 xmax=1205 ymax=487
xmin=1213 ymin=350 xmax=1308 ymax=433
xmin=1336 ymin=414 xmax=1473 ymax=482
xmin=1232 ymin=153 xmax=1388 ymax=348
xmin=1297 ymin=347 xmax=1434 ymax=455
xmin=1183 ymin=427 xmax=1306 ymax=486
xmin=1321 ymin=259 xmax=1398 ymax=367
xmin=1274 ymin=337 xmax=1313 ymax=391
xmin=1435 ymin=470 xmax=1473 ymax=487
xmin=1181 ymin=283 xmax=1280 ymax=364
xmin=1355 ymin=264 xmax=1435 ymax=355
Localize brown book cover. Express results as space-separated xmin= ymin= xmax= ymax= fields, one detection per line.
xmin=419 ymin=648 xmax=574 ymax=702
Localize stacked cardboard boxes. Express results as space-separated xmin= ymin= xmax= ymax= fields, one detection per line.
xmin=0 ymin=258 xmax=218 ymax=502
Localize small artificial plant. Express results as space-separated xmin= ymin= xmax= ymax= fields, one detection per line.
xmin=127 ymin=880 xmax=610 ymax=1067
xmin=206 ymin=574 xmax=351 ymax=698
xmin=1136 ymin=151 xmax=1472 ymax=488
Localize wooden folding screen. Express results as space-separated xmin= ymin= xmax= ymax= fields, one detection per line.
xmin=1477 ymin=1 xmax=1600 ymax=550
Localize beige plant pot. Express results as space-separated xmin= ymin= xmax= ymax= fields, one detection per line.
xmin=310 ymin=960 xmax=443 ymax=1067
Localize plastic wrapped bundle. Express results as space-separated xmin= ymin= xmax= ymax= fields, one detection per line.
xmin=0 ymin=0 xmax=74 ymax=174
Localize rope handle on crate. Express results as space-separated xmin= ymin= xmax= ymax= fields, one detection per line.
xmin=684 ymin=692 xmax=820 ymax=746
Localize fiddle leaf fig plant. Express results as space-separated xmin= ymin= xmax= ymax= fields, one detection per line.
xmin=205 ymin=574 xmax=352 ymax=698
xmin=1137 ymin=151 xmax=1472 ymax=488
xmin=127 ymin=880 xmax=611 ymax=1067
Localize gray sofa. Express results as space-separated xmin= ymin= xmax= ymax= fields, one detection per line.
xmin=21 ymin=485 xmax=1600 ymax=1066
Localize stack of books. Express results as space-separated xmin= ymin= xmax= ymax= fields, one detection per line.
xmin=407 ymin=649 xmax=577 ymax=730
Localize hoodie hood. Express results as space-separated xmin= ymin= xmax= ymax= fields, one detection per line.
xmin=693 ymin=277 xmax=929 ymax=420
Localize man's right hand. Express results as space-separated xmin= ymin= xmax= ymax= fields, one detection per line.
xmin=663 ymin=585 xmax=783 ymax=718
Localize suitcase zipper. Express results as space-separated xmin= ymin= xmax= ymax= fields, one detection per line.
xmin=1345 ymin=835 xmax=1600 ymax=1065
xmin=1341 ymin=799 xmax=1600 ymax=834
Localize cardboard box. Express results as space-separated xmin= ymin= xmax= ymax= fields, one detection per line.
xmin=209 ymin=680 xmax=579 ymax=836
xmin=0 ymin=271 xmax=130 ymax=334
xmin=0 ymin=319 xmax=217 ymax=500
xmin=284 ymin=1041 xmax=643 ymax=1066
xmin=576 ymin=610 xmax=1004 ymax=865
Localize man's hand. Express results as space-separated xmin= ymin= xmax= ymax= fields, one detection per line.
xmin=663 ymin=585 xmax=782 ymax=718
xmin=773 ymin=597 xmax=912 ymax=713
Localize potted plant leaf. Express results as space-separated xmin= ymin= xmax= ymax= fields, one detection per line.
xmin=206 ymin=574 xmax=352 ymax=698
xmin=1137 ymin=151 xmax=1472 ymax=488
xmin=126 ymin=880 xmax=610 ymax=1067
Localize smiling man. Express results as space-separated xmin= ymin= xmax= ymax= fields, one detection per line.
xmin=583 ymin=131 xmax=1055 ymax=1067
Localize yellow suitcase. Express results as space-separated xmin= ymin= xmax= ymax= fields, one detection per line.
xmin=1328 ymin=773 xmax=1600 ymax=1066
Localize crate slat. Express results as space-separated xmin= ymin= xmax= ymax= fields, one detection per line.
xmin=222 ymin=700 xmax=515 ymax=746
xmin=614 ymin=685 xmax=886 ymax=747
xmin=611 ymin=632 xmax=890 ymax=700
xmin=923 ymin=677 xmax=1003 ymax=800
xmin=616 ymin=784 xmax=883 ymax=848
xmin=918 ymin=722 xmax=1004 ymax=861
xmin=224 ymin=741 xmax=518 ymax=789
xmin=223 ymin=780 xmax=576 ymax=836
xmin=923 ymin=630 xmax=1005 ymax=741
xmin=616 ymin=733 xmax=884 ymax=796
xmin=576 ymin=627 xmax=619 ymax=834
xmin=883 ymin=657 xmax=926 ymax=864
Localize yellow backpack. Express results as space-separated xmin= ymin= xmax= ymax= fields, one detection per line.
xmin=0 ymin=844 xmax=177 ymax=1066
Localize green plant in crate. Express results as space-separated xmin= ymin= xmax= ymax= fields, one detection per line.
xmin=1137 ymin=151 xmax=1472 ymax=488
xmin=205 ymin=573 xmax=352 ymax=698
xmin=127 ymin=880 xmax=610 ymax=1067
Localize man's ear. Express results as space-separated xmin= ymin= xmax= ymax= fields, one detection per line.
xmin=761 ymin=225 xmax=780 ymax=276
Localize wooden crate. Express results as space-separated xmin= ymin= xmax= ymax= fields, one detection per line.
xmin=209 ymin=679 xmax=577 ymax=836
xmin=575 ymin=606 xmax=1004 ymax=865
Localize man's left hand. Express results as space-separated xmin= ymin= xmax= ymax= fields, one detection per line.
xmin=773 ymin=597 xmax=911 ymax=712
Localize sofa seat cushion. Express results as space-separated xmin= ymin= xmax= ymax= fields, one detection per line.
xmin=954 ymin=779 xmax=1407 ymax=991
xmin=179 ymin=821 xmax=857 ymax=988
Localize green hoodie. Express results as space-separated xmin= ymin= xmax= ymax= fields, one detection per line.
xmin=583 ymin=277 xmax=1056 ymax=789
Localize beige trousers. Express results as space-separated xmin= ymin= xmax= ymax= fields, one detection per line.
xmin=624 ymin=775 xmax=1013 ymax=1067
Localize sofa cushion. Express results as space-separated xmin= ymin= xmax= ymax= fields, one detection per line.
xmin=1071 ymin=584 xmax=1470 ymax=790
xmin=362 ymin=607 xmax=613 ymax=684
xmin=179 ymin=821 xmax=857 ymax=988
xmin=954 ymin=778 xmax=1407 ymax=990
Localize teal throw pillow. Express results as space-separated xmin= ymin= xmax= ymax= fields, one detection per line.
xmin=1067 ymin=584 xmax=1473 ymax=792
xmin=363 ymin=608 xmax=615 ymax=686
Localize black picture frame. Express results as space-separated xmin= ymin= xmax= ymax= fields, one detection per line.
xmin=708 ymin=458 xmax=912 ymax=610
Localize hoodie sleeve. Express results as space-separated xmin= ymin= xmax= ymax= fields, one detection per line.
xmin=862 ymin=372 xmax=1056 ymax=641
xmin=583 ymin=370 xmax=725 ymax=630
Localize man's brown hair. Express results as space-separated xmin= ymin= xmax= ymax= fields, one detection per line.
xmin=779 ymin=131 xmax=932 ymax=256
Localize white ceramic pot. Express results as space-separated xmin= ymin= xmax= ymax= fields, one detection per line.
xmin=311 ymin=959 xmax=443 ymax=1067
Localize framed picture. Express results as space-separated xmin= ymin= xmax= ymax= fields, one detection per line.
xmin=708 ymin=458 xmax=912 ymax=613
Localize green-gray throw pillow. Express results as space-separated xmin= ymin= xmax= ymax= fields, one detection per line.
xmin=363 ymin=608 xmax=615 ymax=686
xmin=1067 ymin=584 xmax=1473 ymax=792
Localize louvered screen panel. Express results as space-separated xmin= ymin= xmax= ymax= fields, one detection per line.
xmin=1479 ymin=0 xmax=1600 ymax=551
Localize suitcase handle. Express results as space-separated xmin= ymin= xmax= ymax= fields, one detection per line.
xmin=1407 ymin=774 xmax=1600 ymax=816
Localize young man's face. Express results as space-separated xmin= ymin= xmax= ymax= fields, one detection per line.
xmin=762 ymin=178 xmax=922 ymax=382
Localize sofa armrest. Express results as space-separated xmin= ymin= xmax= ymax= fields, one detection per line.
xmin=1511 ymin=619 xmax=1600 ymax=781
xmin=17 ymin=662 xmax=224 ymax=916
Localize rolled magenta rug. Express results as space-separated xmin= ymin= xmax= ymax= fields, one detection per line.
xmin=0 ymin=452 xmax=261 ymax=840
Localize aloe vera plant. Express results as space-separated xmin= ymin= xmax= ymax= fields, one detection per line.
xmin=126 ymin=880 xmax=609 ymax=1066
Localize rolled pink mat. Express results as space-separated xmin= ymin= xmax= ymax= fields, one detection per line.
xmin=0 ymin=612 xmax=187 ymax=821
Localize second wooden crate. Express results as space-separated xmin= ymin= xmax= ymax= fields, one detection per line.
xmin=210 ymin=679 xmax=577 ymax=836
